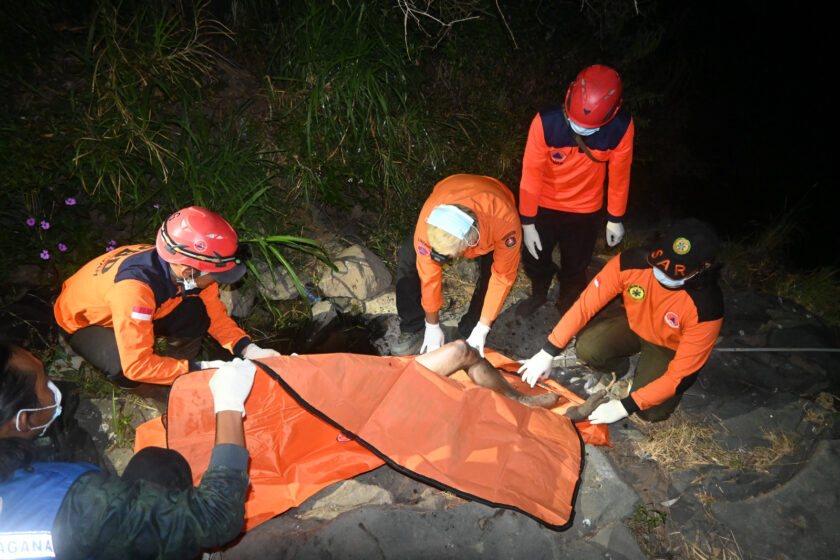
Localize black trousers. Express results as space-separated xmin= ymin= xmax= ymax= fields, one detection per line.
xmin=395 ymin=235 xmax=494 ymax=338
xmin=65 ymin=297 xmax=211 ymax=387
xmin=521 ymin=208 xmax=601 ymax=299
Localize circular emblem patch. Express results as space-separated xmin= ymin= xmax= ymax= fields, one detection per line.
xmin=627 ymin=285 xmax=645 ymax=301
xmin=505 ymin=235 xmax=517 ymax=248
xmin=194 ymin=240 xmax=207 ymax=252
xmin=664 ymin=311 xmax=680 ymax=328
xmin=417 ymin=245 xmax=429 ymax=256
xmin=673 ymin=237 xmax=691 ymax=255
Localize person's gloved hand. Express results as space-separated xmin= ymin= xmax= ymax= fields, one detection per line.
xmin=605 ymin=221 xmax=625 ymax=247
xmin=199 ymin=359 xmax=229 ymax=370
xmin=517 ymin=349 xmax=554 ymax=388
xmin=588 ymin=399 xmax=629 ymax=424
xmin=420 ymin=321 xmax=445 ymax=354
xmin=465 ymin=322 xmax=491 ymax=357
xmin=242 ymin=343 xmax=282 ymax=360
xmin=209 ymin=358 xmax=257 ymax=416
xmin=522 ymin=223 xmax=542 ymax=260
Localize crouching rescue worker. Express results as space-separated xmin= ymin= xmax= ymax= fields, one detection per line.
xmin=53 ymin=206 xmax=280 ymax=390
xmin=392 ymin=174 xmax=521 ymax=357
xmin=518 ymin=219 xmax=724 ymax=423
xmin=0 ymin=342 xmax=255 ymax=559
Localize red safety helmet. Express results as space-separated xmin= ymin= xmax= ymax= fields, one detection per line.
xmin=564 ymin=65 xmax=623 ymax=128
xmin=156 ymin=206 xmax=247 ymax=284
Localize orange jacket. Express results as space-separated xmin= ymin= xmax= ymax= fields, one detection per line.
xmin=545 ymin=249 xmax=723 ymax=410
xmin=519 ymin=107 xmax=634 ymax=222
xmin=54 ymin=245 xmax=249 ymax=384
xmin=414 ymin=175 xmax=521 ymax=324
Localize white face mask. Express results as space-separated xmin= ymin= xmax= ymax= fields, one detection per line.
xmin=179 ymin=269 xmax=207 ymax=291
xmin=652 ymin=266 xmax=699 ymax=288
xmin=16 ymin=380 xmax=63 ymax=437
xmin=569 ymin=120 xmax=600 ymax=136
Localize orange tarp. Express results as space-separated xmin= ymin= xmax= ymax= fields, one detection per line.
xmin=135 ymin=350 xmax=609 ymax=531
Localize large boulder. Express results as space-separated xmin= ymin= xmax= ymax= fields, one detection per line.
xmin=318 ymin=244 xmax=392 ymax=300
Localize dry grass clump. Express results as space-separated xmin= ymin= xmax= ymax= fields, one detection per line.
xmin=634 ymin=411 xmax=797 ymax=473
xmin=678 ymin=530 xmax=744 ymax=560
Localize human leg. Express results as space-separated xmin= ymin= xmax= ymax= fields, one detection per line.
xmin=555 ymin=211 xmax=599 ymax=314
xmin=575 ymin=309 xmax=641 ymax=376
xmin=631 ymin=341 xmax=679 ymax=422
xmin=393 ymin=236 xmax=425 ymax=355
xmin=415 ymin=341 xmax=559 ymax=408
xmin=66 ymin=326 xmax=137 ymax=387
xmin=517 ymin=209 xmax=559 ymax=317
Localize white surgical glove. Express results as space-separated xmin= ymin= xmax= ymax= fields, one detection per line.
xmin=209 ymin=358 xmax=257 ymax=416
xmin=198 ymin=359 xmax=229 ymax=370
xmin=517 ymin=349 xmax=554 ymax=388
xmin=605 ymin=221 xmax=625 ymax=247
xmin=465 ymin=322 xmax=491 ymax=357
xmin=522 ymin=223 xmax=543 ymax=260
xmin=588 ymin=399 xmax=629 ymax=424
xmin=242 ymin=343 xmax=282 ymax=360
xmin=420 ymin=321 xmax=445 ymax=354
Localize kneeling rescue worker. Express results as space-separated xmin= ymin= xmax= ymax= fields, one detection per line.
xmin=518 ymin=219 xmax=724 ymax=424
xmin=53 ymin=206 xmax=280 ymax=389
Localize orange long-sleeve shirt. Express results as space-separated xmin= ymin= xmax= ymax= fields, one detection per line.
xmin=414 ymin=175 xmax=521 ymax=324
xmin=544 ymin=249 xmax=723 ymax=410
xmin=519 ymin=107 xmax=634 ymax=222
xmin=54 ymin=245 xmax=250 ymax=384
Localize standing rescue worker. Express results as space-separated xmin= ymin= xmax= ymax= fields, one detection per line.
xmin=518 ymin=219 xmax=724 ymax=423
xmin=53 ymin=206 xmax=280 ymax=389
xmin=0 ymin=342 xmax=255 ymax=559
xmin=391 ymin=174 xmax=521 ymax=357
xmin=517 ymin=64 xmax=634 ymax=317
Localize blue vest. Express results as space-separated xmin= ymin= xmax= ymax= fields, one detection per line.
xmin=0 ymin=462 xmax=100 ymax=559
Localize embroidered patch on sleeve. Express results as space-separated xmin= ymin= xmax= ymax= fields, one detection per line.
xmin=664 ymin=311 xmax=681 ymax=328
xmin=131 ymin=306 xmax=153 ymax=321
xmin=504 ymin=234 xmax=517 ymax=248
xmin=627 ymin=285 xmax=645 ymax=301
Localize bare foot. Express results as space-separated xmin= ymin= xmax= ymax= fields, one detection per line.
xmin=517 ymin=392 xmax=561 ymax=408
xmin=563 ymin=390 xmax=608 ymax=422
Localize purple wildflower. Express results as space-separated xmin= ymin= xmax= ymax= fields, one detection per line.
xmin=153 ymin=203 xmax=160 ymax=209
xmin=26 ymin=218 xmax=36 ymax=227
xmin=40 ymin=220 xmax=50 ymax=230
xmin=58 ymin=243 xmax=68 ymax=252
xmin=108 ymin=240 xmax=116 ymax=246
xmin=65 ymin=198 xmax=77 ymax=206
xmin=105 ymin=245 xmax=114 ymax=252
xmin=40 ymin=250 xmax=50 ymax=260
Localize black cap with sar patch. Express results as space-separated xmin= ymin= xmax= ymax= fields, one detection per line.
xmin=647 ymin=219 xmax=720 ymax=279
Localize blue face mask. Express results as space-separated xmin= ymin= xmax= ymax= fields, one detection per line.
xmin=569 ymin=120 xmax=600 ymax=136
xmin=16 ymin=380 xmax=63 ymax=437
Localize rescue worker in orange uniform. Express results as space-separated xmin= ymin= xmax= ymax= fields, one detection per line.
xmin=391 ymin=174 xmax=521 ymax=357
xmin=517 ymin=64 xmax=634 ymax=317
xmin=518 ymin=219 xmax=724 ymax=423
xmin=53 ymin=206 xmax=280 ymax=389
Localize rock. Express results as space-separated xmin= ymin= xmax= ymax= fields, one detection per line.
xmin=300 ymin=480 xmax=393 ymax=521
xmin=318 ymin=244 xmax=392 ymax=300
xmin=218 ymin=282 xmax=256 ymax=318
xmin=253 ymin=261 xmax=300 ymax=300
xmin=364 ymin=289 xmax=397 ymax=315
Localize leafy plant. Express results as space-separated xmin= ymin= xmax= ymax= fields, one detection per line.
xmin=629 ymin=503 xmax=668 ymax=533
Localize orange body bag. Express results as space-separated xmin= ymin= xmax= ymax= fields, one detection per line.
xmin=135 ymin=350 xmax=609 ymax=531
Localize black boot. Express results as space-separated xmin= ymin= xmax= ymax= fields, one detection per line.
xmin=516 ymin=277 xmax=551 ymax=318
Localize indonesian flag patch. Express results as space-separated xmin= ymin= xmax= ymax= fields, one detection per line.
xmin=131 ymin=306 xmax=153 ymax=321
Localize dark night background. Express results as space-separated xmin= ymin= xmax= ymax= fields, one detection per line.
xmin=0 ymin=0 xmax=834 ymax=270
